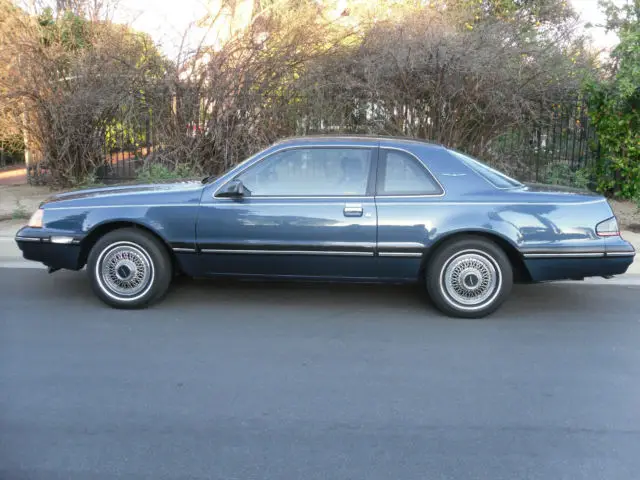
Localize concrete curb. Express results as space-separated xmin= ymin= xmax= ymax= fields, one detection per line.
xmin=0 ymin=219 xmax=26 ymax=237
xmin=559 ymin=275 xmax=640 ymax=286
xmin=0 ymin=260 xmax=45 ymax=269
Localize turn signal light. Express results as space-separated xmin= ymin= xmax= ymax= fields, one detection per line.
xmin=28 ymin=208 xmax=44 ymax=228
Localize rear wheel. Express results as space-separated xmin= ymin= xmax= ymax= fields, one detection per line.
xmin=426 ymin=236 xmax=513 ymax=318
xmin=87 ymin=228 xmax=172 ymax=309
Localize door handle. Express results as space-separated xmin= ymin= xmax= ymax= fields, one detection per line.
xmin=343 ymin=203 xmax=363 ymax=217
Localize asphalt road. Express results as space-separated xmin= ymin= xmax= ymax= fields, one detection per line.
xmin=2 ymin=268 xmax=640 ymax=480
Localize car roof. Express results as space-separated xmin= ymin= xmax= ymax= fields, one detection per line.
xmin=274 ymin=135 xmax=445 ymax=149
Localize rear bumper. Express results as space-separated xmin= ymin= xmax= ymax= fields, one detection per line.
xmin=15 ymin=227 xmax=84 ymax=270
xmin=524 ymin=255 xmax=635 ymax=282
xmin=521 ymin=237 xmax=635 ymax=281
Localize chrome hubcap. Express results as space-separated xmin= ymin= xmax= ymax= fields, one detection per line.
xmin=442 ymin=251 xmax=500 ymax=308
xmin=99 ymin=243 xmax=153 ymax=298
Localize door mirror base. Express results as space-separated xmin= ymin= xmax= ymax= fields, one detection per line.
xmin=216 ymin=179 xmax=246 ymax=198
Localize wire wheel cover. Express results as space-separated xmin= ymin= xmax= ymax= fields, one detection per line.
xmin=100 ymin=243 xmax=153 ymax=297
xmin=442 ymin=251 xmax=500 ymax=307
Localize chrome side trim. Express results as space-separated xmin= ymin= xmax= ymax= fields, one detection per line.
xmin=46 ymin=204 xmax=198 ymax=210
xmin=205 ymin=199 xmax=608 ymax=206
xmin=15 ymin=236 xmax=42 ymax=242
xmin=524 ymin=251 xmax=637 ymax=258
xmin=43 ymin=200 xmax=608 ymax=210
xmin=213 ymin=196 xmax=374 ymax=202
xmin=523 ymin=252 xmax=605 ymax=258
xmin=378 ymin=252 xmax=423 ymax=258
xmin=377 ymin=242 xmax=425 ymax=249
xmin=200 ymin=249 xmax=374 ymax=257
xmin=374 ymin=199 xmax=608 ymax=206
xmin=199 ymin=241 xmax=376 ymax=250
xmin=173 ymin=247 xmax=197 ymax=253
xmin=43 ymin=198 xmax=608 ymax=209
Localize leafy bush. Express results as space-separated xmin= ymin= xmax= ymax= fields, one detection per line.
xmin=545 ymin=164 xmax=592 ymax=189
xmin=0 ymin=0 xmax=594 ymax=186
xmin=11 ymin=201 xmax=29 ymax=220
xmin=586 ymin=0 xmax=640 ymax=199
xmin=136 ymin=163 xmax=199 ymax=183
xmin=70 ymin=171 xmax=104 ymax=188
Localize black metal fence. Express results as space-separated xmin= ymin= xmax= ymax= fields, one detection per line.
xmin=93 ymin=110 xmax=154 ymax=182
xmin=481 ymin=98 xmax=598 ymax=187
xmin=28 ymin=96 xmax=599 ymax=187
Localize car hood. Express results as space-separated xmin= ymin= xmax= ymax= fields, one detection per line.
xmin=43 ymin=181 xmax=204 ymax=207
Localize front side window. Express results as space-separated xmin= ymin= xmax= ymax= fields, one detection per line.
xmin=233 ymin=147 xmax=373 ymax=196
xmin=378 ymin=150 xmax=443 ymax=195
xmin=448 ymin=150 xmax=522 ymax=189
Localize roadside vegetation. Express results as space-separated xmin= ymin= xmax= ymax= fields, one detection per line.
xmin=11 ymin=200 xmax=29 ymax=219
xmin=0 ymin=0 xmax=638 ymax=206
xmin=586 ymin=0 xmax=640 ymax=203
xmin=135 ymin=163 xmax=200 ymax=184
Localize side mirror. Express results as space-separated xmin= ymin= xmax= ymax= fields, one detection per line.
xmin=217 ymin=179 xmax=246 ymax=198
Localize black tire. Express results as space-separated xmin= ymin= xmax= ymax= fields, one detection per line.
xmin=87 ymin=228 xmax=173 ymax=309
xmin=426 ymin=236 xmax=513 ymax=318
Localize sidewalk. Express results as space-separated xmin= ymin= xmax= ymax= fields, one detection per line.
xmin=0 ymin=220 xmax=42 ymax=268
xmin=0 ymin=184 xmax=56 ymax=221
xmin=622 ymin=231 xmax=640 ymax=275
xmin=0 ymin=166 xmax=27 ymax=186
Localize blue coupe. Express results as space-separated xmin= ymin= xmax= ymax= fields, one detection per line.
xmin=15 ymin=136 xmax=636 ymax=317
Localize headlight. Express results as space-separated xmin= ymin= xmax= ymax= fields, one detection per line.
xmin=596 ymin=216 xmax=619 ymax=237
xmin=28 ymin=208 xmax=44 ymax=228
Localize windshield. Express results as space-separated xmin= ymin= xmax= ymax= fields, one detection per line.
xmin=448 ymin=150 xmax=523 ymax=189
xmin=203 ymin=150 xmax=265 ymax=184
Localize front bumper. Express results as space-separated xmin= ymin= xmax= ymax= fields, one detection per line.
xmin=15 ymin=227 xmax=84 ymax=270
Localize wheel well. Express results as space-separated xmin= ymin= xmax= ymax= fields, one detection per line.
xmin=79 ymin=221 xmax=179 ymax=273
xmin=420 ymin=231 xmax=532 ymax=283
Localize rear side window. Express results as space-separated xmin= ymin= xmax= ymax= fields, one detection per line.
xmin=377 ymin=150 xmax=443 ymax=196
xmin=448 ymin=150 xmax=522 ymax=189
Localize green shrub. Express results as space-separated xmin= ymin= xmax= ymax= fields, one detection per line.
xmin=70 ymin=172 xmax=106 ymax=189
xmin=11 ymin=201 xmax=30 ymax=220
xmin=585 ymin=0 xmax=640 ymax=199
xmin=545 ymin=164 xmax=592 ymax=189
xmin=136 ymin=163 xmax=199 ymax=183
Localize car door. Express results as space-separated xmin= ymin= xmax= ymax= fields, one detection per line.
xmin=195 ymin=145 xmax=379 ymax=279
xmin=374 ymin=147 xmax=445 ymax=280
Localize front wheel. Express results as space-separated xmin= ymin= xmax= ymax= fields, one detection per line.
xmin=426 ymin=236 xmax=513 ymax=318
xmin=87 ymin=228 xmax=173 ymax=309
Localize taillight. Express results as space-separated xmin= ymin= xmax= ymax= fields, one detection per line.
xmin=596 ymin=217 xmax=619 ymax=237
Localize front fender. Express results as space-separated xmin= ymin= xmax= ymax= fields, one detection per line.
xmin=42 ymin=204 xmax=199 ymax=250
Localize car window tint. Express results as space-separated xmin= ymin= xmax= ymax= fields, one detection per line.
xmin=236 ymin=148 xmax=372 ymax=196
xmin=380 ymin=150 xmax=442 ymax=195
xmin=448 ymin=150 xmax=522 ymax=189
